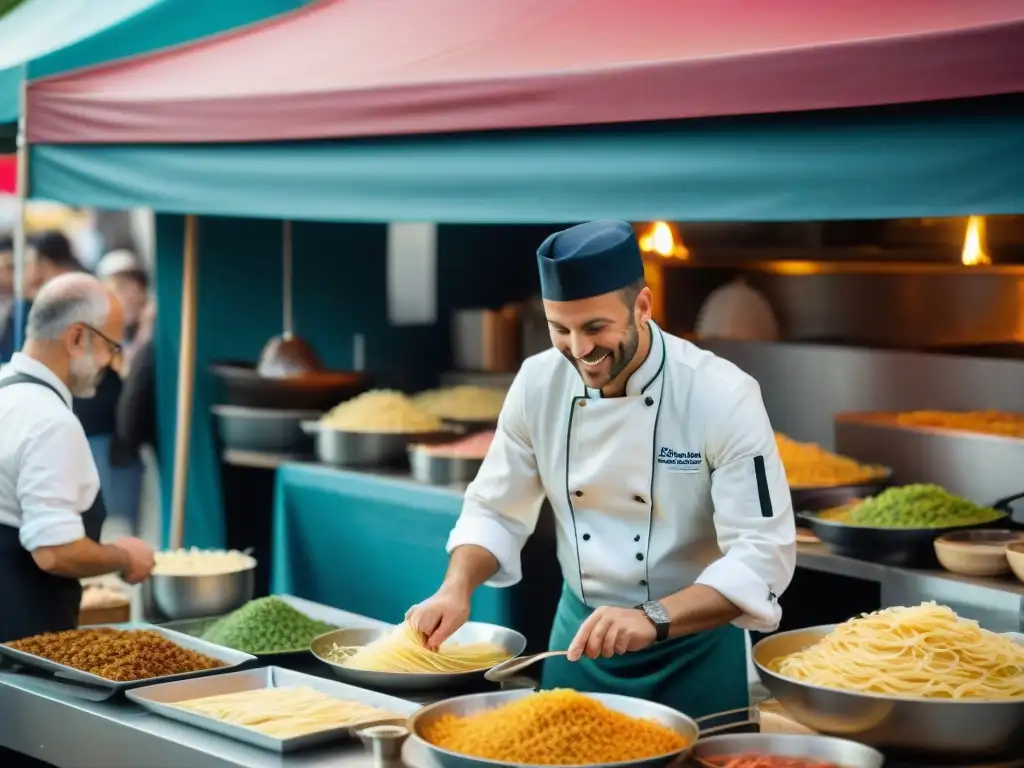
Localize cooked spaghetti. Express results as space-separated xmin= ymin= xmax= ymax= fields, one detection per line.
xmin=174 ymin=687 xmax=401 ymax=739
xmin=420 ymin=689 xmax=688 ymax=765
xmin=326 ymin=622 xmax=510 ymax=673
xmin=769 ymin=603 xmax=1024 ymax=699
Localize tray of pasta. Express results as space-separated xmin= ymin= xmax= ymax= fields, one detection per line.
xmin=125 ymin=666 xmax=419 ymax=752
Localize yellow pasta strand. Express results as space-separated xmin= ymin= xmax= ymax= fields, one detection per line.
xmin=328 ymin=622 xmax=511 ymax=673
xmin=769 ymin=603 xmax=1024 ymax=699
xmin=174 ymin=687 xmax=400 ymax=739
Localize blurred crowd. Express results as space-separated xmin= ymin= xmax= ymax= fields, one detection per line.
xmin=0 ymin=230 xmax=158 ymax=536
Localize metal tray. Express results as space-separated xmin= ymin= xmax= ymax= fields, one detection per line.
xmin=127 ymin=666 xmax=419 ymax=753
xmin=408 ymin=447 xmax=484 ymax=486
xmin=0 ymin=623 xmax=255 ymax=691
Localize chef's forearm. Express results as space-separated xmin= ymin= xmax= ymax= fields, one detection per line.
xmin=441 ymin=544 xmax=499 ymax=598
xmin=31 ymin=538 xmax=130 ymax=579
xmin=659 ymin=584 xmax=742 ymax=638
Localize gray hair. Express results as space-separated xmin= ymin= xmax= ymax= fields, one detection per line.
xmin=26 ymin=273 xmax=110 ymax=341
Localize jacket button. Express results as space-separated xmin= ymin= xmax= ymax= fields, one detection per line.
xmin=634 ymin=495 xmax=645 ymax=503
xmin=635 ymin=552 xmax=644 ymax=561
xmin=578 ymin=400 xmax=587 ymax=407
xmin=634 ymin=535 xmax=641 ymax=542
xmin=582 ymin=533 xmax=591 ymax=541
xmin=644 ymin=396 xmax=654 ymax=406
xmin=574 ymin=490 xmax=583 ymax=497
xmin=639 ymin=579 xmax=647 ymax=586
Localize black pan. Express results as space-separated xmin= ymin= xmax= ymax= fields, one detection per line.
xmin=790 ymin=469 xmax=893 ymax=514
xmin=798 ymin=492 xmax=1021 ymax=568
xmin=209 ymin=361 xmax=370 ymax=410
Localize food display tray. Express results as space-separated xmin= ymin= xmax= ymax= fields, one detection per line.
xmin=834 ymin=413 xmax=1024 ymax=520
xmin=126 ymin=665 xmax=419 ymax=753
xmin=0 ymin=623 xmax=255 ymax=691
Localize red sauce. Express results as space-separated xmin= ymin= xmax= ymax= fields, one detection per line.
xmin=704 ymin=756 xmax=840 ymax=768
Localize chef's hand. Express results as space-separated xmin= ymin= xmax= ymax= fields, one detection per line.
xmin=405 ymin=587 xmax=470 ymax=652
xmin=113 ymin=537 xmax=155 ymax=584
xmin=568 ymin=606 xmax=657 ymax=661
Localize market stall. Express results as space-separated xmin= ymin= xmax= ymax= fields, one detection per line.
xmin=13 ymin=0 xmax=1024 ymax=738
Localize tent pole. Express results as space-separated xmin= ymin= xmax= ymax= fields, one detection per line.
xmin=169 ymin=214 xmax=199 ymax=549
xmin=12 ymin=79 xmax=28 ymax=350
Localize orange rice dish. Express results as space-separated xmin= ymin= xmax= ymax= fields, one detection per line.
xmin=419 ymin=689 xmax=689 ymax=765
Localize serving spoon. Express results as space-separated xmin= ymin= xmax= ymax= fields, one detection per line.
xmin=484 ymin=650 xmax=567 ymax=682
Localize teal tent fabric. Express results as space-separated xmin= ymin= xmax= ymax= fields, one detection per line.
xmin=0 ymin=0 xmax=305 ymax=125
xmin=30 ymin=96 xmax=1024 ymax=222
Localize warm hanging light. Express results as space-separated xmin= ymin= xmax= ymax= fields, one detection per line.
xmin=961 ymin=215 xmax=991 ymax=266
xmin=638 ymin=221 xmax=688 ymax=260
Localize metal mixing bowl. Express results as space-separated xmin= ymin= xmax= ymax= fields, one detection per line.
xmin=753 ymin=625 xmax=1024 ymax=759
xmin=151 ymin=566 xmax=256 ymax=621
xmin=408 ymin=689 xmax=697 ymax=768
xmin=310 ymin=622 xmax=526 ymax=692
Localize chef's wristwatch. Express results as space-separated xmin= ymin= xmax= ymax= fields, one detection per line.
xmin=637 ymin=600 xmax=670 ymax=642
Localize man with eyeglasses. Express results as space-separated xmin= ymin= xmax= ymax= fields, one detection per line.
xmin=0 ymin=272 xmax=154 ymax=643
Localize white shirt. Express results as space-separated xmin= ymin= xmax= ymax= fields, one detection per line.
xmin=0 ymin=353 xmax=100 ymax=551
xmin=447 ymin=322 xmax=796 ymax=633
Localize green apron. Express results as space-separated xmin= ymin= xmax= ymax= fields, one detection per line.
xmin=540 ymin=582 xmax=749 ymax=720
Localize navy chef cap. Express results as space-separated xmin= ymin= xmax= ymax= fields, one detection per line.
xmin=537 ymin=220 xmax=645 ymax=302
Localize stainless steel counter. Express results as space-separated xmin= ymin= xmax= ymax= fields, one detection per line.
xmin=797 ymin=543 xmax=1024 ymax=632
xmin=0 ymin=597 xmax=440 ymax=768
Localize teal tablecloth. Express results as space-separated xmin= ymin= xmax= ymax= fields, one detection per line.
xmin=271 ymin=464 xmax=516 ymax=627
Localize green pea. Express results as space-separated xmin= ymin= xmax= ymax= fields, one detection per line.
xmin=201 ymin=597 xmax=336 ymax=654
xmin=845 ymin=484 xmax=1002 ymax=529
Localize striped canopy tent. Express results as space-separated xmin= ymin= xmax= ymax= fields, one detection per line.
xmin=24 ymin=0 xmax=1024 ymax=222
xmin=20 ymin=0 xmax=1024 ymax=551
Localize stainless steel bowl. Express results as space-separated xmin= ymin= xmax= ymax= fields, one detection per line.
xmin=408 ymin=446 xmax=484 ymax=486
xmin=409 ymin=689 xmax=697 ymax=768
xmin=151 ymin=566 xmax=256 ymax=621
xmin=302 ymin=422 xmax=458 ymax=467
xmin=691 ymin=733 xmax=884 ymax=768
xmin=310 ymin=622 xmax=527 ymax=692
xmin=753 ymin=625 xmax=1024 ymax=759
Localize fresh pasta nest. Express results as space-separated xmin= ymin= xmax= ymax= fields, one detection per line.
xmin=325 ymin=622 xmax=511 ymax=674
xmin=769 ymin=603 xmax=1024 ymax=699
xmin=420 ymin=689 xmax=689 ymax=765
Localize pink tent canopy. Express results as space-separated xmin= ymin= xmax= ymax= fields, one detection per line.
xmin=0 ymin=155 xmax=15 ymax=194
xmin=27 ymin=0 xmax=1024 ymax=145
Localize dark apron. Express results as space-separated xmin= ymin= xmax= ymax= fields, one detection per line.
xmin=540 ymin=582 xmax=749 ymax=720
xmin=0 ymin=372 xmax=108 ymax=643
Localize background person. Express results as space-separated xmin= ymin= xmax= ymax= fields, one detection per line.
xmin=0 ymin=272 xmax=153 ymax=643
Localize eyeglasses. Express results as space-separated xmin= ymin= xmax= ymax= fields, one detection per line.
xmin=79 ymin=323 xmax=124 ymax=359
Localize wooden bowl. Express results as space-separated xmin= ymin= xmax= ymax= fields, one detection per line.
xmin=1007 ymin=542 xmax=1024 ymax=584
xmin=934 ymin=529 xmax=1024 ymax=577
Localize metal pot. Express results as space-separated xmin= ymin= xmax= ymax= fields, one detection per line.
xmin=151 ymin=567 xmax=255 ymax=622
xmin=212 ymin=405 xmax=321 ymax=454
xmin=303 ymin=422 xmax=457 ymax=468
xmin=753 ymin=626 xmax=1024 ymax=759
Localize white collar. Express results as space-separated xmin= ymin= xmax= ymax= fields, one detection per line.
xmin=0 ymin=353 xmax=74 ymax=407
xmin=584 ymin=320 xmax=666 ymax=399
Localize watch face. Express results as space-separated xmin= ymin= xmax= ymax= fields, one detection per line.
xmin=643 ymin=601 xmax=670 ymax=624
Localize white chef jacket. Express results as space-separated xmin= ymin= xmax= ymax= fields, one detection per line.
xmin=447 ymin=322 xmax=796 ymax=632
xmin=0 ymin=353 xmax=100 ymax=551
